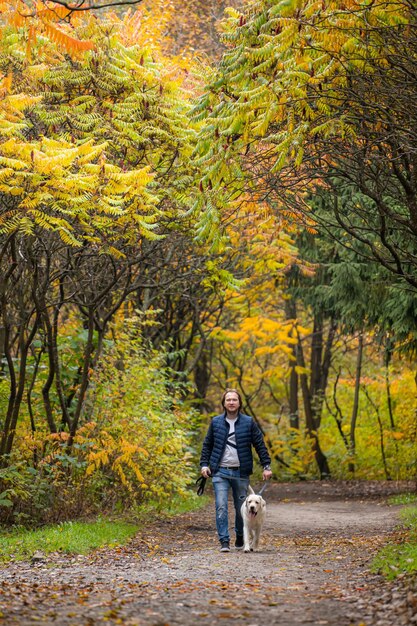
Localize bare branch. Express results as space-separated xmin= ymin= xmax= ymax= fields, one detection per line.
xmin=42 ymin=0 xmax=144 ymax=13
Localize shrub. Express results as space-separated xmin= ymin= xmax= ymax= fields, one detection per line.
xmin=0 ymin=325 xmax=201 ymax=526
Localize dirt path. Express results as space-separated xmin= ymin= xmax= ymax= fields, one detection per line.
xmin=0 ymin=481 xmax=416 ymax=626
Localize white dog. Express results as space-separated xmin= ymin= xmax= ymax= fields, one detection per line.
xmin=241 ymin=485 xmax=266 ymax=553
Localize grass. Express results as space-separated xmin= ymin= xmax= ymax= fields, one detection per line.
xmin=372 ymin=504 xmax=417 ymax=580
xmin=136 ymin=491 xmax=210 ymax=519
xmin=0 ymin=519 xmax=138 ymax=563
xmin=0 ymin=489 xmax=209 ymax=564
xmin=388 ymin=493 xmax=417 ymax=506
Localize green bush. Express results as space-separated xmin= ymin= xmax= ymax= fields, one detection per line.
xmin=372 ymin=506 xmax=417 ymax=579
xmin=0 ymin=323 xmax=202 ymax=526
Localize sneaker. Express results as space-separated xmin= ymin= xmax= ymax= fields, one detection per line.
xmin=235 ymin=535 xmax=244 ymax=549
xmin=220 ymin=541 xmax=230 ymax=552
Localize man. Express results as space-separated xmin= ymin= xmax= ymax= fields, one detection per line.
xmin=200 ymin=388 xmax=272 ymax=552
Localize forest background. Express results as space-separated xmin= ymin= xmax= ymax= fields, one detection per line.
xmin=0 ymin=0 xmax=416 ymax=527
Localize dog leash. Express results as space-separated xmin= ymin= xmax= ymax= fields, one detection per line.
xmin=257 ymin=482 xmax=268 ymax=497
xmin=196 ymin=474 xmax=268 ymax=497
xmin=195 ymin=475 xmax=207 ymax=496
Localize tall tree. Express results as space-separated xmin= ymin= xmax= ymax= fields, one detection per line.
xmin=0 ymin=10 xmax=207 ymax=460
xmin=192 ymin=1 xmax=417 ymax=284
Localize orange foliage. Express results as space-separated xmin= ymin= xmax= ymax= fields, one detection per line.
xmin=0 ymin=0 xmax=95 ymax=57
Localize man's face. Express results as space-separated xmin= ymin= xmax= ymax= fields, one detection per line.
xmin=224 ymin=392 xmax=240 ymax=413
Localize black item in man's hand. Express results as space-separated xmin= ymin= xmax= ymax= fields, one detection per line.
xmin=195 ymin=475 xmax=207 ymax=496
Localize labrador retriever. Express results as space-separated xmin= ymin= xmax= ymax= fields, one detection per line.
xmin=241 ymin=485 xmax=266 ymax=552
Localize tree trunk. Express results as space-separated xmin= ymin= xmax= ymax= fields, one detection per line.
xmin=309 ymin=313 xmax=323 ymax=404
xmin=384 ymin=344 xmax=396 ymax=430
xmin=289 ymin=351 xmax=299 ymax=430
xmin=41 ymin=307 xmax=58 ymax=435
xmin=285 ymin=298 xmax=299 ymax=429
xmin=0 ymin=321 xmax=17 ymax=460
xmin=194 ymin=350 xmax=211 ymax=410
xmin=297 ymin=333 xmax=331 ymax=478
xmin=348 ymin=333 xmax=364 ymax=474
xmin=309 ymin=314 xmax=337 ymax=429
xmin=318 ymin=317 xmax=338 ymax=425
xmin=0 ymin=325 xmax=5 ymax=378
xmin=2 ymin=318 xmax=38 ymax=459
xmin=67 ymin=308 xmax=95 ymax=447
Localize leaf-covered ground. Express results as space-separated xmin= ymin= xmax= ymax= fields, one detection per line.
xmin=1 ymin=480 xmax=416 ymax=626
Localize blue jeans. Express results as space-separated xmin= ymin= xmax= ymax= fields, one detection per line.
xmin=212 ymin=468 xmax=249 ymax=543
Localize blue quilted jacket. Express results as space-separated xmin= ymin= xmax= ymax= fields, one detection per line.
xmin=199 ymin=412 xmax=271 ymax=476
